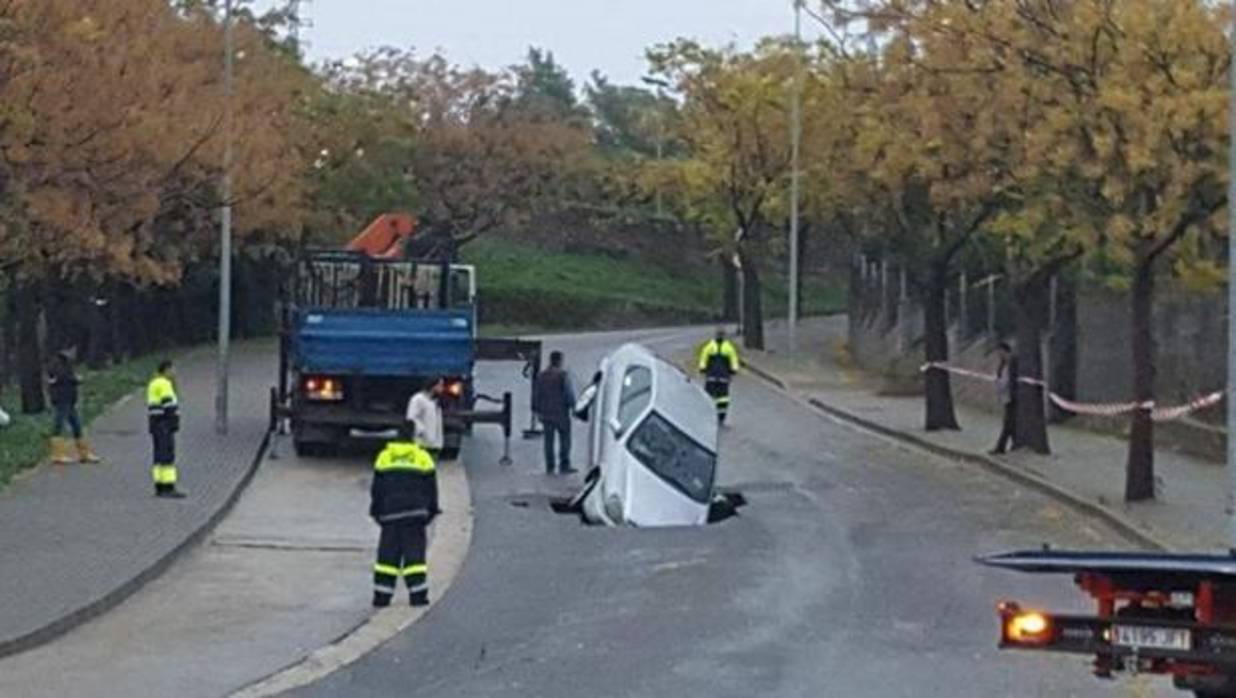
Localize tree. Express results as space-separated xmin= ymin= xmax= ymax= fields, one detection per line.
xmin=649 ymin=39 xmax=806 ymax=350
xmin=1004 ymin=0 xmax=1228 ymax=498
xmin=330 ymin=49 xmax=592 ymax=257
xmin=512 ymin=47 xmax=587 ymax=124
xmin=0 ymin=0 xmax=312 ymax=408
xmin=586 ymin=72 xmax=676 ymax=159
xmin=828 ymin=13 xmax=1014 ymax=431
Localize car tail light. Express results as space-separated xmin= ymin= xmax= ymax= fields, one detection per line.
xmin=303 ymin=376 xmax=344 ymax=402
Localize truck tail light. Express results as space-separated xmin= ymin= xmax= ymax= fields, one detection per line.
xmin=1000 ymin=602 xmax=1052 ymax=645
xmin=303 ymin=376 xmax=344 ymax=402
xmin=445 ymin=380 xmax=464 ymax=399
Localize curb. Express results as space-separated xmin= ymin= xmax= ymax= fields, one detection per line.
xmin=228 ymin=447 xmax=475 ymax=698
xmin=743 ymin=357 xmax=1173 ymax=553
xmin=0 ymin=429 xmax=272 ymax=659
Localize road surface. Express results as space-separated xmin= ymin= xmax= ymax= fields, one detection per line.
xmin=292 ymin=327 xmax=1169 ymax=698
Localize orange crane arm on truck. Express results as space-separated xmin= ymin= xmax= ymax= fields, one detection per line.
xmin=345 ymin=213 xmax=416 ymax=259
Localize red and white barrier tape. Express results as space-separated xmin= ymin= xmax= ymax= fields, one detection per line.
xmin=920 ymin=362 xmax=1224 ymax=423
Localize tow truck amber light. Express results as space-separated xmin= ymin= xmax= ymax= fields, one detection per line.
xmin=303 ymin=376 xmax=344 ymax=401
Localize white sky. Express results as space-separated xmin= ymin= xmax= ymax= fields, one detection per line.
xmin=272 ymin=0 xmax=805 ymax=86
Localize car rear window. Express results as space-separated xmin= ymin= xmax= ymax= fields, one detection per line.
xmin=625 ymin=411 xmax=716 ymax=503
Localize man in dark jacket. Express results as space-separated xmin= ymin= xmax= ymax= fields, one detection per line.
xmin=370 ymin=422 xmax=440 ymax=608
xmin=47 ymin=351 xmax=99 ymax=464
xmin=532 ymin=350 xmax=576 ymax=475
xmin=990 ymin=341 xmax=1020 ymax=455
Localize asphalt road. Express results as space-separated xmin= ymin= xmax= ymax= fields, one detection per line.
xmin=293 ymin=327 xmax=1172 ymax=698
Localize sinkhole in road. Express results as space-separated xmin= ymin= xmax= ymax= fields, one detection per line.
xmin=530 ymin=485 xmax=748 ymax=527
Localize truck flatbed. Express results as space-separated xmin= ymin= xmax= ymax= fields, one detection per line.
xmin=978 ymin=550 xmax=1236 ymax=580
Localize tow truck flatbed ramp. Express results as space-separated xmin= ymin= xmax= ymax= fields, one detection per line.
xmin=978 ymin=549 xmax=1236 ymax=580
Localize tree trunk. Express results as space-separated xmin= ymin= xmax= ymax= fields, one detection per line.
xmin=720 ymin=256 xmax=739 ymax=322
xmin=1124 ymin=262 xmax=1156 ymax=502
xmin=740 ymin=251 xmax=764 ymax=350
xmin=1012 ymin=274 xmax=1051 ymax=454
xmin=14 ymin=280 xmax=45 ymax=414
xmin=1048 ymin=274 xmax=1078 ymax=424
xmin=1 ymin=288 xmax=15 ymax=388
xmin=923 ymin=260 xmax=960 ymax=431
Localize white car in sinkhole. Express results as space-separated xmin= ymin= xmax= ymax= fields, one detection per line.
xmin=574 ymin=343 xmax=720 ymax=527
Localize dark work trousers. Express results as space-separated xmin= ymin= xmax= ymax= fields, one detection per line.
xmin=374 ymin=522 xmax=429 ymax=606
xmin=52 ymin=404 xmax=82 ymax=439
xmin=994 ymin=401 xmax=1017 ymax=453
xmin=705 ymin=378 xmax=732 ymax=423
xmin=543 ymin=421 xmax=572 ymax=473
xmin=151 ymin=427 xmax=177 ymax=493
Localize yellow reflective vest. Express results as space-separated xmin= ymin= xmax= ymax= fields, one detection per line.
xmin=698 ymin=339 xmax=740 ymax=378
xmin=147 ymin=374 xmax=179 ymax=433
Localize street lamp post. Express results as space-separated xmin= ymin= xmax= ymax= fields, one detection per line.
xmin=641 ymin=75 xmax=671 ymax=219
xmin=1226 ymin=0 xmax=1236 ymax=550
xmin=216 ymin=0 xmax=234 ymax=435
xmin=788 ymin=0 xmax=804 ymax=352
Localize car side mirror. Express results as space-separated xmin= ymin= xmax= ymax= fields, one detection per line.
xmin=609 ymin=417 xmax=624 ymax=438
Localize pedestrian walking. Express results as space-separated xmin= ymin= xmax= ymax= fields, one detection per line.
xmin=573 ymin=371 xmax=603 ymax=422
xmin=406 ymin=378 xmax=445 ymax=457
xmin=697 ymin=328 xmax=741 ymax=425
xmin=47 ymin=351 xmax=99 ymax=464
xmin=989 ymin=341 xmax=1019 ymax=455
xmin=532 ymin=350 xmax=577 ymax=475
xmin=370 ymin=421 xmax=440 ymax=608
xmin=147 ymin=360 xmax=185 ymax=498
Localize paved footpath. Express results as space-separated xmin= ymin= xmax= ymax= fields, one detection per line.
xmin=0 ymin=343 xmax=272 ymax=657
xmin=744 ymin=316 xmax=1229 ymax=553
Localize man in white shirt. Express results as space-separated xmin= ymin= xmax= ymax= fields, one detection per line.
xmin=406 ymin=379 xmax=445 ymax=456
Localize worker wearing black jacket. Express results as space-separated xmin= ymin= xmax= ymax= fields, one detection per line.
xmin=370 ymin=422 xmax=440 ymax=608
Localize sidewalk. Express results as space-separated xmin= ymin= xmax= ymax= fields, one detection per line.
xmin=743 ymin=316 xmax=1228 ymax=553
xmin=0 ymin=344 xmax=272 ymax=657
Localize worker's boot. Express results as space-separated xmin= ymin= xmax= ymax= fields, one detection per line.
xmin=410 ymin=591 xmax=429 ymax=607
xmin=76 ymin=438 xmax=101 ymax=463
xmin=49 ymin=437 xmax=73 ymax=465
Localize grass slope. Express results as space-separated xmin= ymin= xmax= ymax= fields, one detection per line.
xmin=463 ymin=238 xmax=845 ymax=331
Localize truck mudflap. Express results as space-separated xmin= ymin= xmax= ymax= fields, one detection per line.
xmin=979 ymin=549 xmax=1236 ymax=691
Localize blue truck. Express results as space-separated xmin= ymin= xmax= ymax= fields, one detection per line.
xmin=272 ymin=250 xmax=528 ymax=459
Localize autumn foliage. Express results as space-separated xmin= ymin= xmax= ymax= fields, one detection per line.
xmin=0 ymin=0 xmax=314 ymax=411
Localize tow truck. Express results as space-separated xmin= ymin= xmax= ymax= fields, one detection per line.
xmin=270 ymin=213 xmax=542 ymax=461
xmin=979 ymin=548 xmax=1236 ymax=696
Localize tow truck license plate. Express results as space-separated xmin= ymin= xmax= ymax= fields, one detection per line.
xmin=1112 ymin=625 xmax=1191 ymax=652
